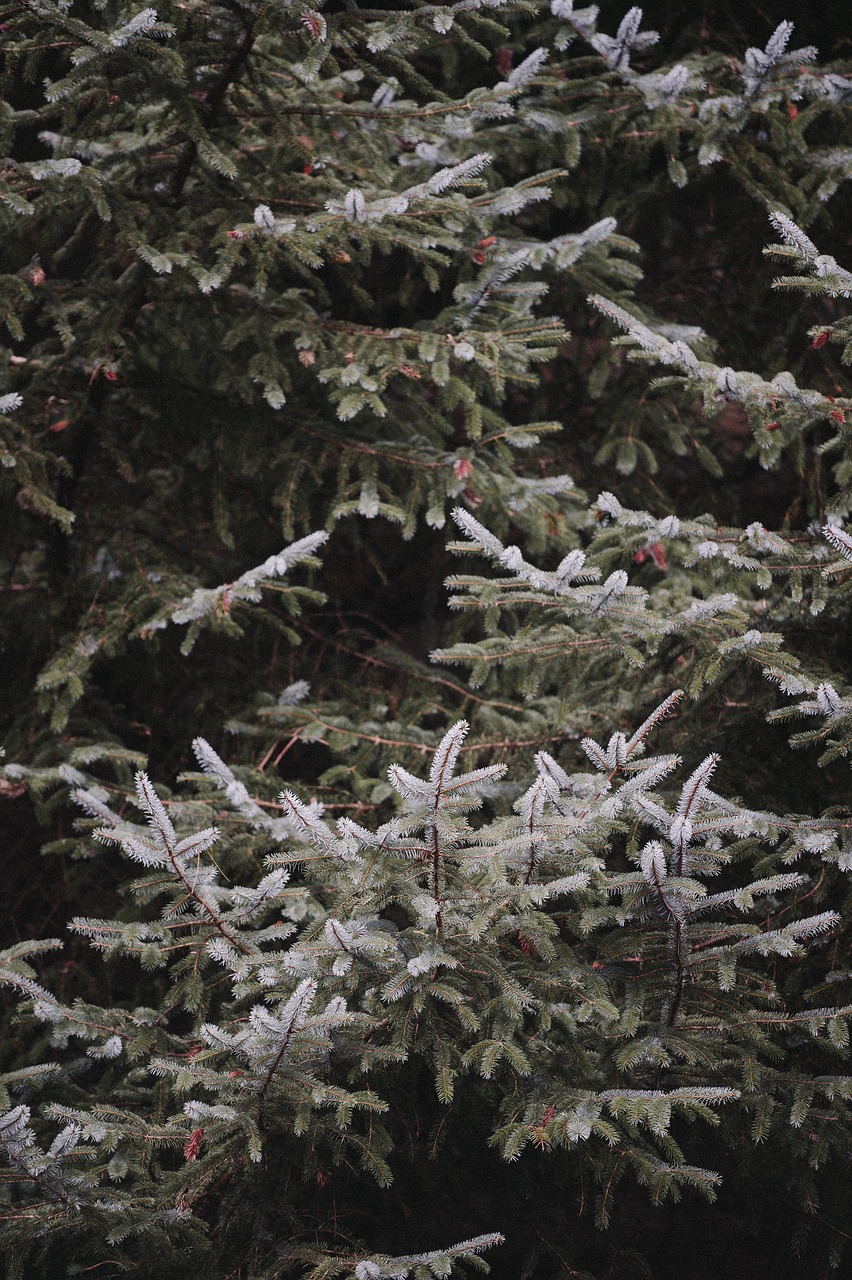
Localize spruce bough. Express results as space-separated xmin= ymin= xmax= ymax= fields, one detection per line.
xmin=3 ymin=698 xmax=849 ymax=1276
xmin=2 ymin=3 xmax=852 ymax=1276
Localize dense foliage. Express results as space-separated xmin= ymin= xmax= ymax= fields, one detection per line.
xmin=2 ymin=2 xmax=852 ymax=1277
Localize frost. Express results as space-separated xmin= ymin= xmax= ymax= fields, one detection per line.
xmin=591 ymin=7 xmax=658 ymax=76
xmin=278 ymin=681 xmax=311 ymax=706
xmin=507 ymin=48 xmax=548 ymax=88
xmin=344 ymin=189 xmax=367 ymax=223
xmin=109 ymin=8 xmax=166 ymax=48
xmin=426 ymin=153 xmax=491 ymax=195
xmin=253 ymin=204 xmax=296 ymax=236
xmin=29 ymin=158 xmax=82 ymax=179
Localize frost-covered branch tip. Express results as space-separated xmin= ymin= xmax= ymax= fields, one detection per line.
xmin=590 ymin=7 xmax=658 ymax=76
xmin=823 ymin=524 xmax=852 ymax=563
xmin=426 ymin=152 xmax=491 ymax=195
xmin=0 ymin=393 xmax=23 ymax=415
xmin=768 ymin=211 xmax=818 ymax=262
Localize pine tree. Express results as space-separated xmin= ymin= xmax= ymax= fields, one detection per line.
xmin=2 ymin=3 xmax=852 ymax=1277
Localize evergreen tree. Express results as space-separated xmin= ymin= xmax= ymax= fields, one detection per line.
xmin=2 ymin=3 xmax=852 ymax=1277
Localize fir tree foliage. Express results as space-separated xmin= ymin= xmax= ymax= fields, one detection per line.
xmin=4 ymin=700 xmax=852 ymax=1274
xmin=2 ymin=0 xmax=852 ymax=742
xmin=2 ymin=2 xmax=852 ymax=1276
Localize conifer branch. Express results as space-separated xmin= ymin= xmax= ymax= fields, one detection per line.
xmin=167 ymin=8 xmax=260 ymax=203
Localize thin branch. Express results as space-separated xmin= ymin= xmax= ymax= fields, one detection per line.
xmin=167 ymin=7 xmax=263 ymax=203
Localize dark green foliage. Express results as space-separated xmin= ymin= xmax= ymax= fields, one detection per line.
xmin=2 ymin=3 xmax=852 ymax=1277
